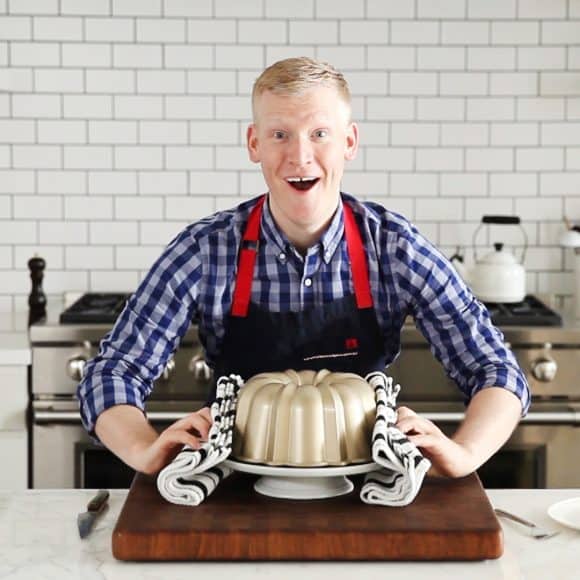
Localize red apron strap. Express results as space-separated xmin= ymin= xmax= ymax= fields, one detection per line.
xmin=231 ymin=195 xmax=266 ymax=317
xmin=343 ymin=203 xmax=374 ymax=309
xmin=231 ymin=195 xmax=373 ymax=316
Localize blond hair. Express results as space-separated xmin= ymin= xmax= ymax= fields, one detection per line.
xmin=251 ymin=57 xmax=351 ymax=120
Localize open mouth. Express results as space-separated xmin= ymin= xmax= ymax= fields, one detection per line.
xmin=286 ymin=177 xmax=320 ymax=192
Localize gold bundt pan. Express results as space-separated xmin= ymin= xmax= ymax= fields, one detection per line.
xmin=232 ymin=369 xmax=376 ymax=467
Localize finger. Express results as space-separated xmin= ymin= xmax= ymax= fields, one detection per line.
xmin=396 ymin=415 xmax=432 ymax=435
xmin=188 ymin=409 xmax=213 ymax=431
xmin=396 ymin=406 xmax=417 ymax=419
xmin=198 ymin=406 xmax=213 ymax=422
xmin=164 ymin=422 xmax=207 ymax=446
xmin=169 ymin=411 xmax=212 ymax=438
xmin=408 ymin=433 xmax=454 ymax=462
xmin=185 ymin=408 xmax=212 ymax=423
xmin=398 ymin=413 xmax=444 ymax=437
xmin=199 ymin=410 xmax=214 ymax=434
xmin=187 ymin=415 xmax=213 ymax=440
xmin=158 ymin=429 xmax=204 ymax=452
xmin=407 ymin=433 xmax=441 ymax=450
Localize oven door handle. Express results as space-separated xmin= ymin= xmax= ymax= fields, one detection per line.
xmin=420 ymin=411 xmax=580 ymax=425
xmin=34 ymin=409 xmax=580 ymax=426
xmin=34 ymin=410 xmax=83 ymax=424
xmin=33 ymin=409 xmax=196 ymax=425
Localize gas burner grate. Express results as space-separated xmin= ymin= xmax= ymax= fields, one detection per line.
xmin=484 ymin=295 xmax=562 ymax=327
xmin=59 ymin=292 xmax=131 ymax=324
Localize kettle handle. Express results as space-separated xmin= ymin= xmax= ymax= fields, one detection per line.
xmin=482 ymin=215 xmax=520 ymax=225
xmin=472 ymin=216 xmax=528 ymax=265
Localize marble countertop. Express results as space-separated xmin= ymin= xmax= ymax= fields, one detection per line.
xmin=1 ymin=488 xmax=578 ymax=580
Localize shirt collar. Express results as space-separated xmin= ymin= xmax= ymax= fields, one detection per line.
xmin=260 ymin=194 xmax=345 ymax=265
xmin=321 ymin=197 xmax=345 ymax=264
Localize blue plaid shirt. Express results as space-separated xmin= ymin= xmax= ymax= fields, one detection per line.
xmin=78 ymin=192 xmax=530 ymax=435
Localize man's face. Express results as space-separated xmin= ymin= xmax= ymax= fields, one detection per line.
xmin=247 ymin=86 xmax=358 ymax=236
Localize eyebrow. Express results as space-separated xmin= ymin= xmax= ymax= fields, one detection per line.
xmin=260 ymin=115 xmax=334 ymax=127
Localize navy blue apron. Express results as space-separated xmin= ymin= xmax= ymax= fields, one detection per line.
xmin=210 ymin=194 xmax=386 ymax=399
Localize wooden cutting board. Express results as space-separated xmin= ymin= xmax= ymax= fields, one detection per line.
xmin=112 ymin=471 xmax=502 ymax=561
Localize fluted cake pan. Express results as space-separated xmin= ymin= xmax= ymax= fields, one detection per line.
xmin=232 ymin=369 xmax=376 ymax=467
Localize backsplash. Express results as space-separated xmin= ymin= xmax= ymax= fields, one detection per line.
xmin=1 ymin=0 xmax=579 ymax=311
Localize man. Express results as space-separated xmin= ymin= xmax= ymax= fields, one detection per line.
xmin=78 ymin=57 xmax=529 ymax=479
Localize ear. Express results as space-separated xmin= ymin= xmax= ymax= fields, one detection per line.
xmin=344 ymin=122 xmax=359 ymax=161
xmin=246 ymin=124 xmax=260 ymax=163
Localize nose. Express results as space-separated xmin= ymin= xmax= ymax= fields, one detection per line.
xmin=288 ymin=135 xmax=313 ymax=167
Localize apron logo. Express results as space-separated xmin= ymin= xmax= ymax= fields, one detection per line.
xmin=345 ymin=337 xmax=358 ymax=350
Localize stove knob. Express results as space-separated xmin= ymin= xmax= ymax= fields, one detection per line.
xmin=531 ymin=355 xmax=557 ymax=382
xmin=189 ymin=352 xmax=212 ymax=381
xmin=66 ymin=341 xmax=92 ymax=382
xmin=159 ymin=358 xmax=176 ymax=382
xmin=67 ymin=355 xmax=87 ymax=381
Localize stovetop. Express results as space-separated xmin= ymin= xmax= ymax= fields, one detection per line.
xmin=59 ymin=292 xmax=130 ymax=324
xmin=31 ymin=294 xmax=579 ymax=346
xmin=58 ymin=292 xmax=563 ymax=328
xmin=483 ymin=295 xmax=562 ymax=327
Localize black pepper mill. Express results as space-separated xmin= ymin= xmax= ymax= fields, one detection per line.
xmin=28 ymin=255 xmax=47 ymax=326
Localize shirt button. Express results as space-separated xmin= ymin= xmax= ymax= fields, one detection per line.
xmin=304 ymin=278 xmax=312 ymax=287
xmin=278 ymin=252 xmax=286 ymax=262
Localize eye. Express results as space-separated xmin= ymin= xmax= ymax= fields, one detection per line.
xmin=313 ymin=129 xmax=328 ymax=139
xmin=273 ymin=130 xmax=286 ymax=140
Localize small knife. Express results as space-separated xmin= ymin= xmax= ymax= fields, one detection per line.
xmin=77 ymin=489 xmax=109 ymax=539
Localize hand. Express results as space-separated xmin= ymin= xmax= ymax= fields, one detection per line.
xmin=137 ymin=407 xmax=213 ymax=475
xmin=396 ymin=406 xmax=477 ymax=478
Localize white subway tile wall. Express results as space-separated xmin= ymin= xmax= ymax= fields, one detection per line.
xmin=1 ymin=0 xmax=579 ymax=310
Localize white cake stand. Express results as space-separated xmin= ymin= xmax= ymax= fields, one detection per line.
xmin=223 ymin=459 xmax=379 ymax=500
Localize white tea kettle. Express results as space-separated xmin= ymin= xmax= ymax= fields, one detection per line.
xmin=450 ymin=216 xmax=527 ymax=303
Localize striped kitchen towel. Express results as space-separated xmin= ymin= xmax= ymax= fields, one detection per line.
xmin=158 ymin=370 xmax=430 ymax=507
xmin=360 ymin=371 xmax=431 ymax=507
xmin=156 ymin=373 xmax=243 ymax=506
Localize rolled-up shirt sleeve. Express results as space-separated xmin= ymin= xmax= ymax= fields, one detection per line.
xmin=390 ymin=225 xmax=530 ymax=415
xmin=77 ymin=228 xmax=202 ymax=437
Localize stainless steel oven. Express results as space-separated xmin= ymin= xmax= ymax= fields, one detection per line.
xmin=390 ymin=325 xmax=580 ymax=488
xmin=30 ymin=310 xmax=212 ymax=488
xmin=29 ymin=296 xmax=580 ymax=489
xmin=32 ymin=399 xmax=207 ymax=488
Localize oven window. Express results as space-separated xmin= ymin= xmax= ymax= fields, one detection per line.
xmin=477 ymin=444 xmax=546 ymax=489
xmin=75 ymin=442 xmax=136 ymax=489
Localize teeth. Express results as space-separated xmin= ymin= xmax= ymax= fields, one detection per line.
xmin=286 ymin=177 xmax=317 ymax=183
